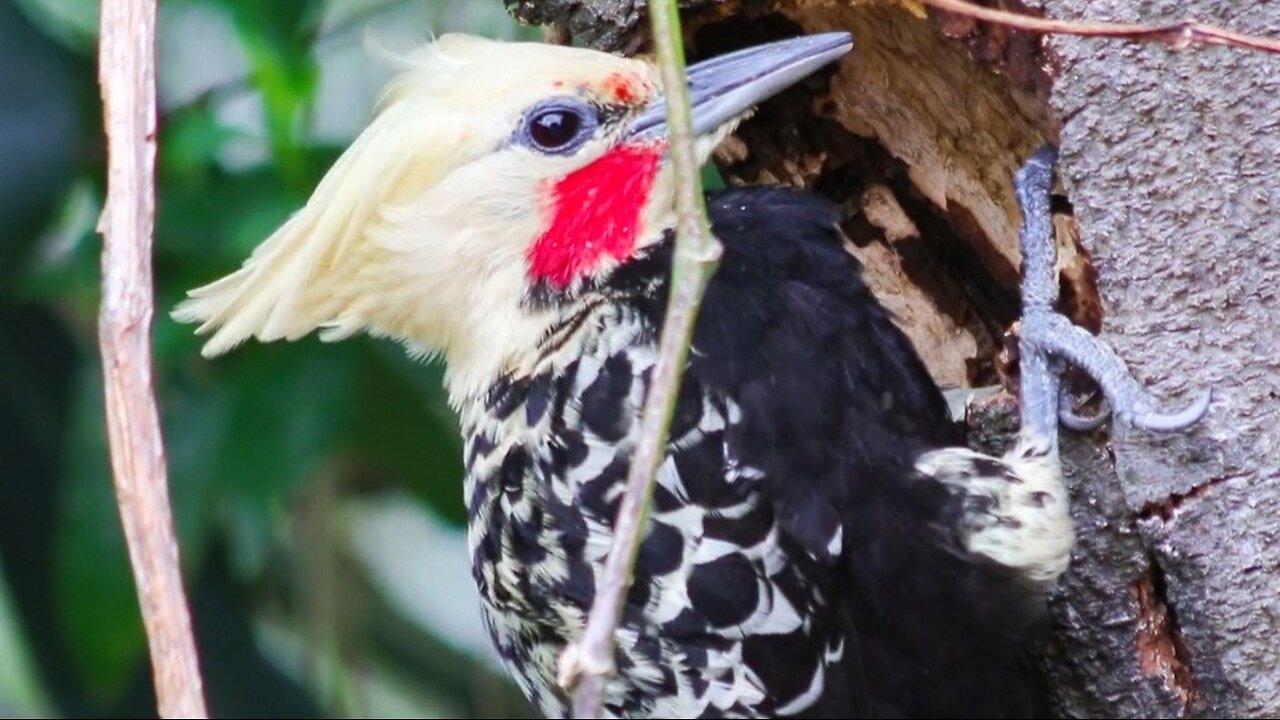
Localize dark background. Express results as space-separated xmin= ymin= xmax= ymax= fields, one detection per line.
xmin=0 ymin=1 xmax=537 ymax=716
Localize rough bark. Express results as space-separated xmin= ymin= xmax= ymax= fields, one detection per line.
xmin=1039 ymin=3 xmax=1280 ymax=715
xmin=508 ymin=0 xmax=1280 ymax=716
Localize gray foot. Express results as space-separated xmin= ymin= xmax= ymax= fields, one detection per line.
xmin=1013 ymin=145 xmax=1210 ymax=450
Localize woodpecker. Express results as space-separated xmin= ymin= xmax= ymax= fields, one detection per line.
xmin=176 ymin=33 xmax=1209 ymax=718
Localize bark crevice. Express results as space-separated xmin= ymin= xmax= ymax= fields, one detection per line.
xmin=1134 ymin=557 xmax=1199 ymax=715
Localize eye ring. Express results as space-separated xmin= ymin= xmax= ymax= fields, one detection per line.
xmin=518 ymin=98 xmax=598 ymax=155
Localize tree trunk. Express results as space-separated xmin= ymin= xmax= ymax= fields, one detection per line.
xmin=506 ymin=0 xmax=1280 ymax=716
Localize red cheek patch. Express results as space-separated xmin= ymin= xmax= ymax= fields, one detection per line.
xmin=528 ymin=144 xmax=664 ymax=289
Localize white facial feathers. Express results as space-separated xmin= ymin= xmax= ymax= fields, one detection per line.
xmin=173 ymin=35 xmax=658 ymax=401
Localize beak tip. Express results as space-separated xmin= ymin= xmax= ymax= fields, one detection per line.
xmin=805 ymin=32 xmax=855 ymax=64
xmin=815 ymin=31 xmax=855 ymax=53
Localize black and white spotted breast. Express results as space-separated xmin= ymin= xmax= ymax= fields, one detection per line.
xmin=460 ymin=186 xmax=1054 ymax=718
xmin=461 ymin=302 xmax=851 ymax=718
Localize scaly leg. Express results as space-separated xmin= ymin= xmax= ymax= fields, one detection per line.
xmin=1013 ymin=145 xmax=1211 ymax=455
xmin=914 ymin=146 xmax=1210 ymax=587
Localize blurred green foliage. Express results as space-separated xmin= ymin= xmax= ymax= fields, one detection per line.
xmin=0 ymin=1 xmax=539 ymax=716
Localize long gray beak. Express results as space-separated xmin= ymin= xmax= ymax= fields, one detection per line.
xmin=627 ymin=32 xmax=852 ymax=142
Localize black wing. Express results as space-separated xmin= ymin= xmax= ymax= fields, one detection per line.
xmin=687 ymin=187 xmax=1048 ymax=717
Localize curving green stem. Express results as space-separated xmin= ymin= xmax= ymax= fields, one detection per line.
xmin=564 ymin=0 xmax=722 ymax=716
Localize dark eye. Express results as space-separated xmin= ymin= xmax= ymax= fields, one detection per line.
xmin=530 ymin=109 xmax=581 ymax=150
xmin=518 ymin=99 xmax=597 ymax=154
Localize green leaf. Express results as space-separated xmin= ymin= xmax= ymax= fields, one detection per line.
xmin=162 ymin=104 xmax=246 ymax=178
xmin=0 ymin=563 xmax=52 ymax=716
xmin=53 ymin=362 xmax=225 ymax=703
xmin=153 ymin=164 xmax=307 ymax=306
xmin=11 ymin=0 xmax=98 ymax=54
xmin=53 ymin=368 xmax=145 ymax=702
xmin=16 ymin=178 xmax=102 ymax=319
xmin=349 ymin=343 xmax=465 ymax=525
xmin=161 ymin=375 xmax=235 ymax=571
xmin=210 ymin=341 xmax=360 ymax=578
xmin=215 ymin=0 xmax=324 ymax=185
xmin=701 ymin=162 xmax=727 ymax=191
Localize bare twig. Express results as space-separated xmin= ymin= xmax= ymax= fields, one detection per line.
xmin=561 ymin=0 xmax=723 ymax=716
xmin=920 ymin=0 xmax=1280 ymax=54
xmin=98 ymin=1 xmax=208 ymax=717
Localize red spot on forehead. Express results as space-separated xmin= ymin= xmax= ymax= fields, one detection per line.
xmin=602 ymin=72 xmax=639 ymax=103
xmin=529 ymin=144 xmax=664 ymax=289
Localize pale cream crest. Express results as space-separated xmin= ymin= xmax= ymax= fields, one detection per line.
xmin=173 ymin=34 xmax=676 ymax=404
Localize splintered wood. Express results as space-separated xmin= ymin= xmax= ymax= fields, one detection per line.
xmin=704 ymin=0 xmax=1098 ymax=389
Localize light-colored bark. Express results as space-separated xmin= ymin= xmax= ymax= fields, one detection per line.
xmin=97 ymin=1 xmax=207 ymax=716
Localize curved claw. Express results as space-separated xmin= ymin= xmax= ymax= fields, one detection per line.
xmin=1131 ymin=388 xmax=1213 ymax=432
xmin=1012 ymin=144 xmax=1209 ymax=442
xmin=1023 ymin=311 xmax=1212 ymax=435
xmin=1058 ymin=388 xmax=1110 ymax=432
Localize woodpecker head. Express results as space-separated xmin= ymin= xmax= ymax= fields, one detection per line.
xmin=175 ymin=33 xmax=851 ymax=401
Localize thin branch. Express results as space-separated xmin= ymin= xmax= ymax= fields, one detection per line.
xmin=97 ymin=1 xmax=208 ymax=717
xmin=920 ymin=0 xmax=1280 ymax=54
xmin=561 ymin=0 xmax=723 ymax=716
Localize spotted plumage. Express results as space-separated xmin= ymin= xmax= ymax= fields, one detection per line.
xmin=175 ymin=34 xmax=1212 ymax=720
xmin=459 ymin=188 xmax=1067 ymax=717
